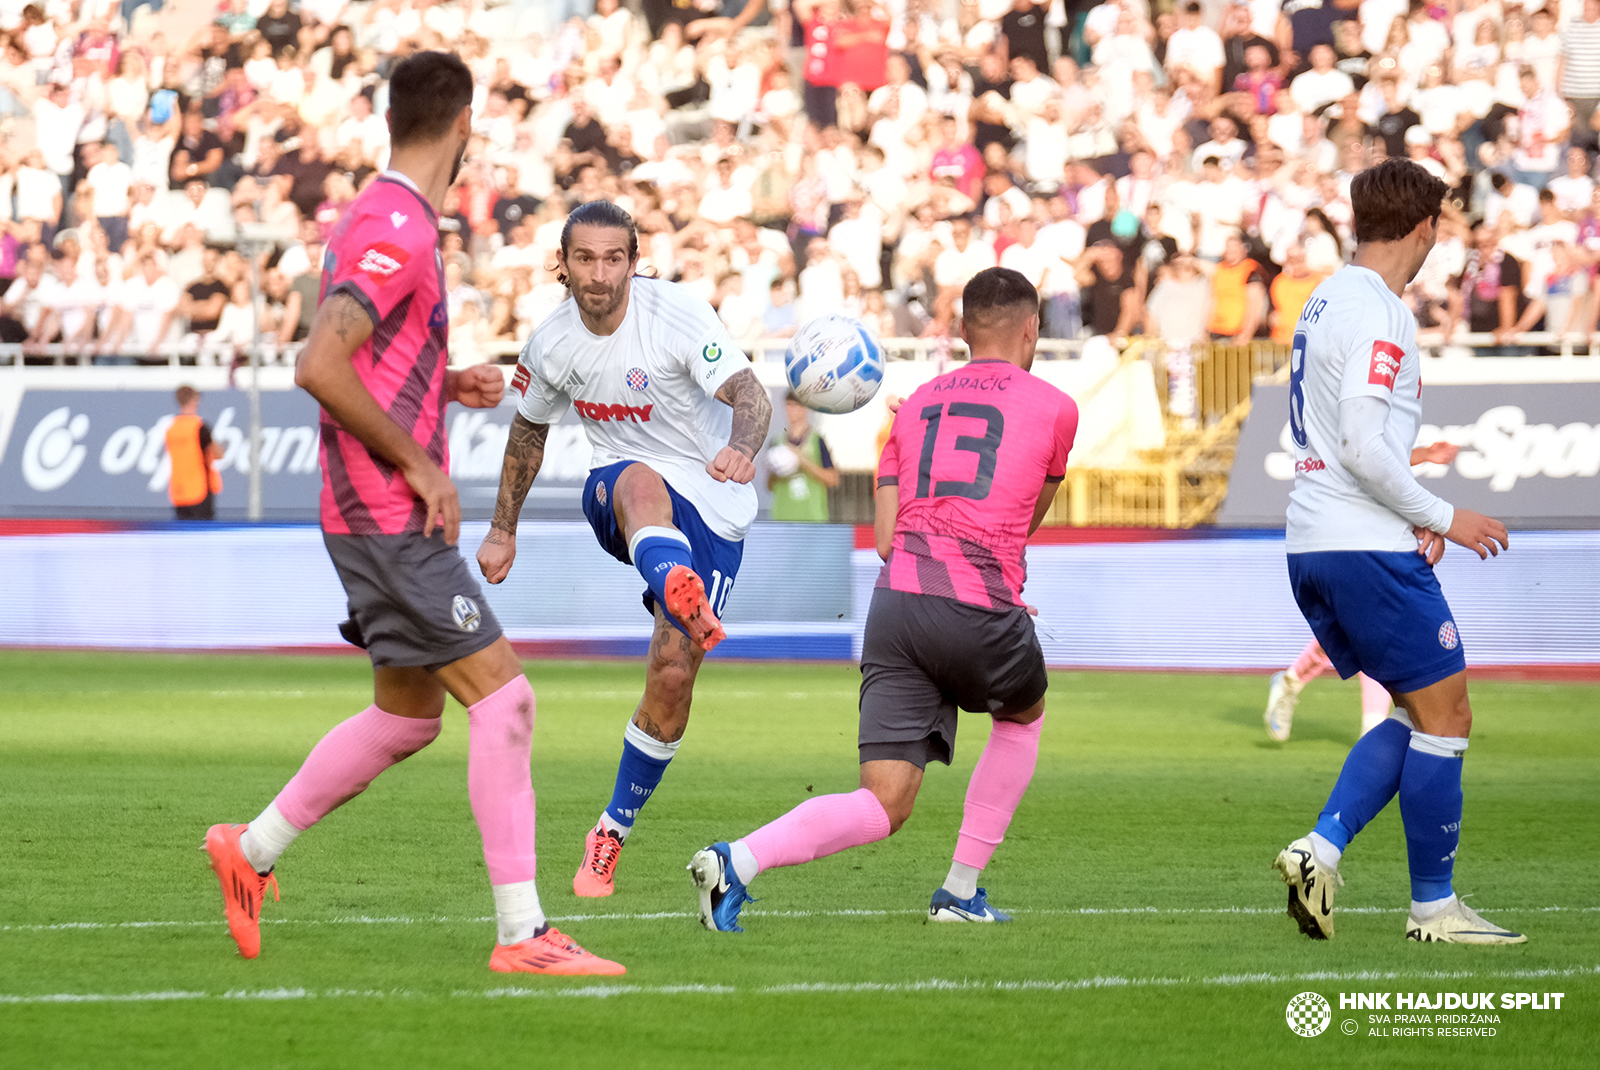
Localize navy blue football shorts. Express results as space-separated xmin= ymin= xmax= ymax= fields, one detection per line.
xmin=1287 ymin=549 xmax=1467 ymax=694
xmin=583 ymin=459 xmax=744 ymax=637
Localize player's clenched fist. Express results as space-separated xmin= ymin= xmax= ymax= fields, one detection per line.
xmin=706 ymin=445 xmax=756 ymax=484
xmin=477 ymin=528 xmax=517 ymax=584
xmin=450 ymin=365 xmax=506 ymax=409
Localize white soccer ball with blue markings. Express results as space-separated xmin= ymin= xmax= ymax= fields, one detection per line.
xmin=783 ymin=314 xmax=884 ymax=415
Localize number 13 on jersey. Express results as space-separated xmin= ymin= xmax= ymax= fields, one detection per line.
xmin=915 ymin=402 xmax=1005 ymax=500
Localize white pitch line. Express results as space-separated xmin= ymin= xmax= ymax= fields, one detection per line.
xmin=4 ymin=965 xmax=1597 ymax=1007
xmin=4 ymin=905 xmax=1597 ymax=934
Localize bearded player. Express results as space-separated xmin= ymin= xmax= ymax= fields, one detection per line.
xmin=1272 ymin=158 xmax=1523 ymax=945
xmin=688 ymin=267 xmax=1078 ymax=932
xmin=477 ymin=200 xmax=772 ymax=899
xmin=203 ymin=52 xmax=623 ymax=976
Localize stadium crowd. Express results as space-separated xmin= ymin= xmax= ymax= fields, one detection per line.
xmin=3 ymin=0 xmax=1600 ymax=368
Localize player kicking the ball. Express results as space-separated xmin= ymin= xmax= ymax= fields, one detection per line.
xmin=687 ymin=267 xmax=1078 ymax=932
xmin=477 ymin=200 xmax=772 ymax=898
xmin=1272 ymin=158 xmax=1523 ymax=945
xmin=202 ymin=52 xmax=622 ymax=976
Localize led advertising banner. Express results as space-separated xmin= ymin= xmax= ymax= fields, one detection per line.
xmin=1219 ymin=383 xmax=1600 ymax=528
xmin=0 ymin=388 xmax=598 ymax=521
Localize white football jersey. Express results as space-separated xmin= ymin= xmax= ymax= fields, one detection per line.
xmin=1285 ymin=266 xmax=1425 ymax=553
xmin=515 ymin=276 xmax=758 ymax=541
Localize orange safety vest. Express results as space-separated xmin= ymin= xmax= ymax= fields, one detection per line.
xmin=166 ymin=413 xmax=222 ymax=507
xmin=1269 ymin=272 xmax=1328 ymax=344
xmin=1207 ymin=258 xmax=1262 ymax=337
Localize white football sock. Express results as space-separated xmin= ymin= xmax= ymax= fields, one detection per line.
xmin=1307 ymin=831 xmax=1343 ymax=869
xmin=598 ymin=811 xmax=631 ymax=840
xmin=942 ymin=861 xmax=981 ymax=901
xmin=492 ymin=879 xmax=546 ymax=945
xmin=729 ymin=839 xmax=760 ymax=885
xmin=1411 ymin=894 xmax=1456 ymax=919
xmin=240 ymin=801 xmax=301 ymax=875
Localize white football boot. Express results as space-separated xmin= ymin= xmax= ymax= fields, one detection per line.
xmin=1406 ymin=897 xmax=1527 ymax=945
xmin=1274 ymin=836 xmax=1343 ymax=939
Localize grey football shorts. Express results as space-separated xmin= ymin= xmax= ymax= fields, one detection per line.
xmin=858 ymin=586 xmax=1049 ymax=769
xmin=323 ymin=532 xmax=503 ymax=672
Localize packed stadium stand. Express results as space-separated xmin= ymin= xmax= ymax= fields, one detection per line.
xmin=0 ymin=0 xmax=1597 ymax=531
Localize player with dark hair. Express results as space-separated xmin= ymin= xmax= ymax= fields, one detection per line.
xmin=203 ymin=51 xmax=625 ymax=976
xmin=477 ymin=200 xmax=773 ymax=899
xmin=1272 ymin=157 xmax=1524 ymax=945
xmin=687 ymin=266 xmax=1079 ymax=932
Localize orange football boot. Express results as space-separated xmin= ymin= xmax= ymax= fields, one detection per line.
xmin=204 ymin=823 xmax=280 ymax=959
xmin=489 ymin=928 xmax=626 ymax=975
xmin=663 ymin=564 xmax=725 ymax=651
xmin=573 ymin=826 xmax=624 ymax=898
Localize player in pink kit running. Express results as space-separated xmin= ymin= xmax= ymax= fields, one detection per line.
xmin=688 ymin=267 xmax=1078 ymax=930
xmin=202 ymin=51 xmax=622 ymax=976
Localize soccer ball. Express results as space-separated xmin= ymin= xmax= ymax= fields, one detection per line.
xmin=784 ymin=314 xmax=884 ymax=414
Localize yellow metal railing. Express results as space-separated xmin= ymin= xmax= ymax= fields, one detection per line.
xmin=1041 ymin=340 xmax=1287 ymax=528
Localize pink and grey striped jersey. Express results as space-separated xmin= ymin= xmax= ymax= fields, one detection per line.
xmin=316 ymin=172 xmax=450 ymax=535
xmin=876 ymin=360 xmax=1078 ymax=608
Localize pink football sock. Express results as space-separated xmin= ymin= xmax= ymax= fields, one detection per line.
xmin=466 ymin=675 xmax=540 ymax=886
xmin=1358 ymin=674 xmax=1392 ymax=737
xmin=953 ymin=716 xmax=1044 ymax=871
xmin=743 ymin=787 xmax=891 ymax=874
xmin=1289 ymin=639 xmax=1332 ymax=683
xmin=273 ymin=705 xmax=441 ymax=832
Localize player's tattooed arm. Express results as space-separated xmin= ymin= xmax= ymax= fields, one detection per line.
xmin=489 ymin=413 xmax=549 ymax=534
xmin=708 ymin=368 xmax=771 ymax=483
xmin=478 ymin=414 xmax=548 ymax=583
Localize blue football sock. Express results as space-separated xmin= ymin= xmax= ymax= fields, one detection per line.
xmin=1398 ymin=732 xmax=1467 ymax=902
xmin=602 ymin=720 xmax=678 ymax=836
xmin=1311 ymin=716 xmax=1411 ymax=853
xmin=629 ymin=526 xmax=694 ymax=617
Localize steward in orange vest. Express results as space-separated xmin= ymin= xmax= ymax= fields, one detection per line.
xmin=167 ymin=385 xmax=223 ymax=520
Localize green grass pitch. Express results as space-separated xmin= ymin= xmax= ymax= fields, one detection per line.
xmin=0 ymin=651 xmax=1595 ymax=1069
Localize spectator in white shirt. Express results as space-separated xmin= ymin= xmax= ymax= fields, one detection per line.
xmin=39 ymin=254 xmax=101 ymax=350
xmin=15 ymin=149 xmax=63 ymax=234
xmin=981 ymin=169 xmax=1033 ymax=229
xmin=335 ymin=91 xmax=388 ymax=166
xmin=1547 ymin=145 xmax=1596 ymax=213
xmin=1485 ymin=170 xmax=1542 ymax=228
xmin=826 ymin=195 xmax=884 ymax=289
xmin=33 ymin=82 xmax=82 ymax=192
xmin=83 ymin=140 xmax=132 ymax=250
xmin=489 ymin=223 xmax=543 ymax=273
xmin=698 ymin=156 xmax=755 ymax=225
xmin=0 ymin=257 xmax=57 ymax=344
xmin=1166 ymin=2 xmax=1226 ymax=90
xmin=868 ymin=53 xmax=929 ymax=127
xmin=1291 ymin=44 xmax=1357 ymax=114
xmin=105 ymin=252 xmax=181 ymax=360
xmin=1191 ymin=114 xmax=1250 ymax=173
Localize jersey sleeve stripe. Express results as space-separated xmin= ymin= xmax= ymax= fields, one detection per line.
xmin=329 ymin=279 xmax=380 ymax=327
